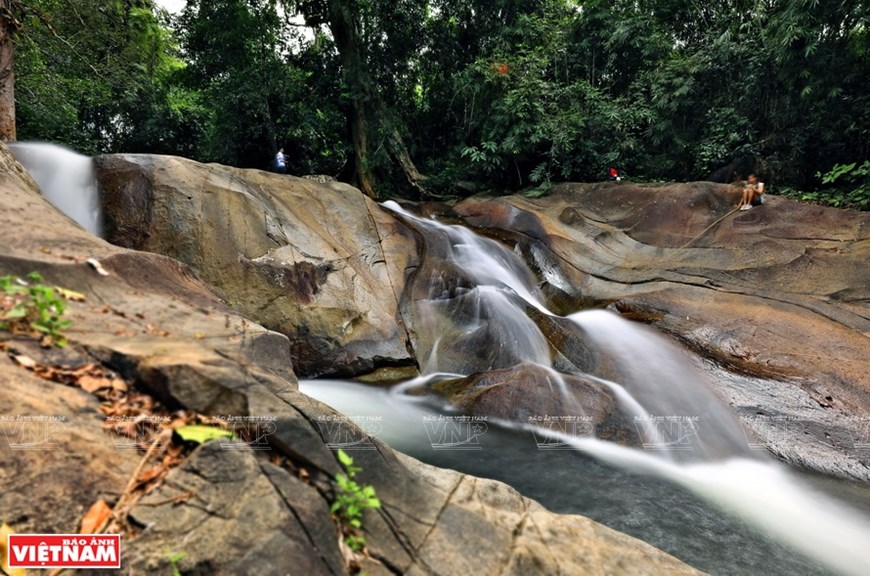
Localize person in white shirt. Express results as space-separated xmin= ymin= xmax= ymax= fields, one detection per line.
xmin=274 ymin=147 xmax=287 ymax=174
xmin=738 ymin=173 xmax=764 ymax=210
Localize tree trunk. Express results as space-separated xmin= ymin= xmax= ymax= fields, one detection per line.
xmin=0 ymin=0 xmax=16 ymax=141
xmin=326 ymin=0 xmax=424 ymax=199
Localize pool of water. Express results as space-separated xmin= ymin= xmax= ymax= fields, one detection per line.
xmin=300 ymin=378 xmax=870 ymax=576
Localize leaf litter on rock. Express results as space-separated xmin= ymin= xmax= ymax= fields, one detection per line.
xmin=1 ymin=344 xmax=234 ymax=543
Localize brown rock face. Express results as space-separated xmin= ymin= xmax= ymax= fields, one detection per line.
xmin=95 ymin=154 xmax=418 ymax=377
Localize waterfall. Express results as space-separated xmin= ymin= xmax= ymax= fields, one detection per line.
xmin=7 ymin=142 xmax=103 ymax=236
xmin=567 ymin=309 xmax=755 ymax=460
xmin=383 ymin=201 xmax=551 ymax=374
xmin=374 ymin=201 xmax=870 ymax=576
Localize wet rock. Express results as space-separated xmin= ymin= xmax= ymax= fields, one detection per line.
xmin=431 ymin=363 xmax=637 ymax=445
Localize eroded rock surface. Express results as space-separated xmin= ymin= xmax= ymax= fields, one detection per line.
xmin=95 ymin=154 xmax=418 ymax=377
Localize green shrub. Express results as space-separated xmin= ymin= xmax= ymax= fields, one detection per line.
xmin=0 ymin=272 xmax=73 ymax=347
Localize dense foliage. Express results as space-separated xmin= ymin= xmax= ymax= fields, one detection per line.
xmin=11 ymin=0 xmax=870 ymax=207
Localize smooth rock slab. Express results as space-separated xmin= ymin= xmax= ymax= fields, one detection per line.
xmin=95 ymin=154 xmax=419 ymax=377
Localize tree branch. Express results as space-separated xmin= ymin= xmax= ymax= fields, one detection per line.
xmin=12 ymin=1 xmax=105 ymax=80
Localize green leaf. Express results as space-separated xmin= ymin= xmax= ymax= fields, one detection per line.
xmin=337 ymin=448 xmax=353 ymax=467
xmin=3 ymin=306 xmax=27 ymax=319
xmin=174 ymin=425 xmax=235 ymax=444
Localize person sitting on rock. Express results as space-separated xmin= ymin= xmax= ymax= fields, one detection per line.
xmin=738 ymin=173 xmax=765 ymax=210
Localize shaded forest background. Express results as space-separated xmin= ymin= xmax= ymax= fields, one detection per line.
xmin=11 ymin=0 xmax=870 ymax=207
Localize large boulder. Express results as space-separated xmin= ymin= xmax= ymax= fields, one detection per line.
xmin=1 ymin=144 xmax=703 ymax=575
xmin=453 ymin=182 xmax=870 ymax=480
xmin=430 ymin=363 xmax=638 ymax=446
xmin=94 ymin=154 xmax=418 ymax=377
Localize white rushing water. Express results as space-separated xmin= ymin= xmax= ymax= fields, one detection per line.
xmin=303 ymin=378 xmax=870 ymax=576
xmin=7 ymin=142 xmax=103 ymax=236
xmin=373 ymin=201 xmax=870 ymax=576
xmin=382 ymin=201 xmax=550 ymax=314
xmin=383 ymin=200 xmax=552 ymax=373
xmin=550 ymin=436 xmax=870 ymax=576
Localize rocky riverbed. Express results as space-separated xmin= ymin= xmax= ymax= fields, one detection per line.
xmin=3 ymin=144 xmax=868 ymax=574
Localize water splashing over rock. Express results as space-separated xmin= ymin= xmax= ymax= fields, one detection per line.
xmin=8 ymin=142 xmax=102 ymax=236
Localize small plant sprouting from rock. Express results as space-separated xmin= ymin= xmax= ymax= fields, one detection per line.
xmin=164 ymin=548 xmax=187 ymax=576
xmin=331 ymin=449 xmax=381 ymax=553
xmin=0 ymin=272 xmax=73 ymax=347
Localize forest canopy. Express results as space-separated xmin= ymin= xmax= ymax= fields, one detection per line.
xmin=10 ymin=0 xmax=870 ymax=207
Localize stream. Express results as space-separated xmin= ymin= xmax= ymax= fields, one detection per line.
xmin=298 ymin=200 xmax=870 ymax=576
xmin=301 ymin=377 xmax=870 ymax=576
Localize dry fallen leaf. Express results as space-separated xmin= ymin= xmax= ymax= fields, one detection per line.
xmin=11 ymin=354 xmax=37 ymax=369
xmin=80 ymin=499 xmax=112 ymax=534
xmin=55 ymin=287 xmax=87 ymax=302
xmin=78 ymin=374 xmax=112 ymax=393
xmin=0 ymin=523 xmax=26 ymax=576
xmin=146 ymin=324 xmax=171 ymax=337
xmin=136 ymin=466 xmax=165 ymax=486
xmin=86 ymin=258 xmax=110 ymax=276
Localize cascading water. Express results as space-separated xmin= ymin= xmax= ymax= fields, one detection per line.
xmin=7 ymin=142 xmax=103 ymax=236
xmin=567 ymin=310 xmax=756 ymax=461
xmin=303 ymin=201 xmax=870 ymax=576
xmin=383 ymin=201 xmax=551 ymax=374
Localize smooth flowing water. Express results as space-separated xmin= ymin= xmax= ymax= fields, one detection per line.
xmin=300 ymin=378 xmax=870 ymax=576
xmin=7 ymin=142 xmax=103 ymax=236
xmin=302 ymin=202 xmax=870 ymax=576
